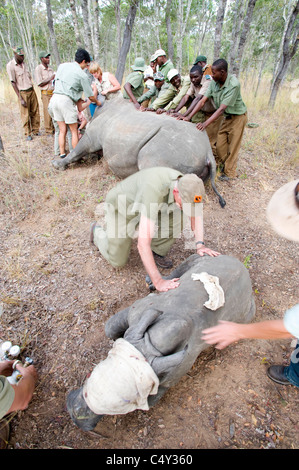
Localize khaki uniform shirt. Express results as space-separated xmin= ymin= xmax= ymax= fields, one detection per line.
xmin=186 ymin=79 xmax=216 ymax=114
xmin=0 ymin=376 xmax=14 ymax=419
xmin=123 ymin=71 xmax=145 ymax=99
xmin=6 ymin=58 xmax=33 ymax=91
xmin=137 ymin=82 xmax=169 ymax=105
xmin=205 ymin=73 xmax=247 ymax=116
xmin=35 ymin=63 xmax=55 ymax=91
xmin=152 ymin=76 xmax=191 ymax=110
xmin=107 ymin=167 xmax=183 ymax=223
xmin=157 ymin=59 xmax=175 ymax=83
xmin=54 ymin=61 xmax=94 ymax=102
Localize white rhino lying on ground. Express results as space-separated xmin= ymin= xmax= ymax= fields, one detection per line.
xmin=66 ymin=254 xmax=255 ymax=431
xmin=52 ymin=98 xmax=226 ymax=207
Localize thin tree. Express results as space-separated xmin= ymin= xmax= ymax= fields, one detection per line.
xmin=81 ymin=0 xmax=93 ymax=54
xmin=115 ymin=0 xmax=140 ymax=84
xmin=92 ymin=0 xmax=101 ymax=61
xmin=165 ymin=0 xmax=174 ymax=63
xmin=176 ymin=0 xmax=192 ymax=72
xmin=69 ymin=0 xmax=82 ymax=48
xmin=269 ymin=0 xmax=299 ymax=107
xmin=234 ymin=0 xmax=258 ymax=76
xmin=213 ymin=0 xmax=227 ymax=61
xmin=45 ymin=0 xmax=61 ymax=67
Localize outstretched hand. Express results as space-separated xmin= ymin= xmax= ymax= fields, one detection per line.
xmin=201 ymin=321 xmax=242 ymax=349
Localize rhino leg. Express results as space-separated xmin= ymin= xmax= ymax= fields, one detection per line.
xmin=52 ymin=133 xmax=102 ymax=171
xmin=105 ymin=307 xmax=130 ymax=339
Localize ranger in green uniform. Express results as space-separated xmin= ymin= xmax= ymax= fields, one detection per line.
xmin=150 ymin=69 xmax=191 ymax=113
xmin=123 ymin=57 xmax=146 ymax=109
xmin=90 ymin=167 xmax=219 ymax=292
xmin=151 ymin=49 xmax=174 ymax=83
xmin=184 ymin=59 xmax=247 ymax=180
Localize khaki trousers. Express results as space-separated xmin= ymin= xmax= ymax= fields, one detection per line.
xmin=204 ymin=113 xmax=223 ymax=157
xmin=41 ymin=93 xmax=54 ymax=134
xmin=19 ymin=88 xmax=40 ymax=136
xmin=216 ymin=113 xmax=248 ymax=177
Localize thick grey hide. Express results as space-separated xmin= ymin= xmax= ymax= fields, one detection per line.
xmin=52 ymin=98 xmax=226 ymax=207
xmin=105 ymin=254 xmax=255 ymax=406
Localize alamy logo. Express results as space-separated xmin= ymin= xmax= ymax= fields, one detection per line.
xmin=94 ymin=195 xmax=203 ymax=241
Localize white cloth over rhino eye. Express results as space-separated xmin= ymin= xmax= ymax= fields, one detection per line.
xmin=191 ymin=272 xmax=225 ymax=311
xmin=83 ymin=338 xmax=159 ymax=415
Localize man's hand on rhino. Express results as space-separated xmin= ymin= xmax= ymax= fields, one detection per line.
xmin=154 ymin=277 xmax=180 ymax=292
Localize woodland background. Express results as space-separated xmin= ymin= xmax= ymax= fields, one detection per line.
xmin=0 ymin=0 xmax=298 ymax=108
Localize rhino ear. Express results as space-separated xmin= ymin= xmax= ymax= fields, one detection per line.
xmin=124 ymin=308 xmax=163 ymax=342
xmin=151 ymin=346 xmax=188 ymax=378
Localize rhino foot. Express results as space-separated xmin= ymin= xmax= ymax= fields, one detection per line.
xmin=51 ymin=159 xmax=67 ymax=171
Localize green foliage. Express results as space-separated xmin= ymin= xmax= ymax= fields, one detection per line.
xmin=0 ymin=0 xmax=298 ymax=81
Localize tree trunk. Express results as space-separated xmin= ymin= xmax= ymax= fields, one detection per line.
xmin=176 ymin=0 xmax=192 ymax=73
xmin=92 ymin=0 xmax=101 ymax=61
xmin=269 ymin=0 xmax=299 ymax=108
xmin=81 ymin=0 xmax=93 ymax=54
xmin=69 ymin=0 xmax=82 ymax=48
xmin=213 ymin=0 xmax=227 ymax=61
xmin=228 ymin=0 xmax=243 ymax=71
xmin=11 ymin=0 xmax=35 ymax=73
xmin=45 ymin=0 xmax=61 ymax=67
xmin=114 ymin=0 xmax=122 ymax=57
xmin=115 ymin=0 xmax=140 ymax=84
xmin=234 ymin=0 xmax=258 ymax=77
xmin=165 ymin=0 xmax=174 ymax=63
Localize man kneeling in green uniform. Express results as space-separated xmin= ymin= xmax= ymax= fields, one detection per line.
xmin=90 ymin=167 xmax=220 ymax=292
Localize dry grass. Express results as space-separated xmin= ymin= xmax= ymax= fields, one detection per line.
xmin=0 ymin=74 xmax=297 ymax=221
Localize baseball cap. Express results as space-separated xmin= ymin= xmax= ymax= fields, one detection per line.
xmin=39 ymin=51 xmax=51 ymax=59
xmin=153 ymin=71 xmax=164 ymax=81
xmin=152 ymin=49 xmax=166 ymax=61
xmin=193 ymin=55 xmax=207 ymax=64
xmin=178 ymin=174 xmax=205 ymax=216
xmin=13 ymin=47 xmax=24 ymax=55
xmin=167 ymin=68 xmax=179 ymax=82
xmin=266 ymin=179 xmax=299 ymax=242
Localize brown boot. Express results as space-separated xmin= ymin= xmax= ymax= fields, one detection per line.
xmin=152 ymin=252 xmax=173 ymax=269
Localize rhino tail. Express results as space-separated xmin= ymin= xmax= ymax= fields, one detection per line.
xmin=207 ymin=155 xmax=226 ymax=208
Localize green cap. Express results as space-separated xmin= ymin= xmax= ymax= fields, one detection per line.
xmin=39 ymin=51 xmax=51 ymax=59
xmin=193 ymin=55 xmax=207 ymax=64
xmin=13 ymin=47 xmax=24 ymax=56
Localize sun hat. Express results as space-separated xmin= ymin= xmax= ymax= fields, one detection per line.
xmin=266 ymin=179 xmax=299 ymax=242
xmin=167 ymin=68 xmax=179 ymax=82
xmin=177 ymin=174 xmax=205 ymax=216
xmin=131 ymin=57 xmax=146 ymax=72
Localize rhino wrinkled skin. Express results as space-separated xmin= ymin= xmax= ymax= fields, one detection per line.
xmin=52 ymin=98 xmax=226 ymax=207
xmin=66 ymin=254 xmax=255 ymax=430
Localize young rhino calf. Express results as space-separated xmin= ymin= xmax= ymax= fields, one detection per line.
xmin=67 ymin=254 xmax=255 ymax=431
